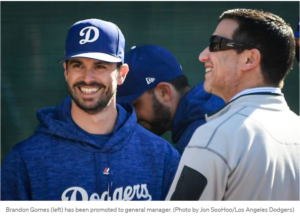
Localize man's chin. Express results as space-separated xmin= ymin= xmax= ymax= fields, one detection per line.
xmin=71 ymin=92 xmax=114 ymax=111
xmin=73 ymin=99 xmax=107 ymax=114
xmin=203 ymin=82 xmax=212 ymax=93
xmin=78 ymin=104 xmax=107 ymax=114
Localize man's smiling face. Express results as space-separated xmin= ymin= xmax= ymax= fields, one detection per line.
xmin=64 ymin=58 xmax=119 ymax=114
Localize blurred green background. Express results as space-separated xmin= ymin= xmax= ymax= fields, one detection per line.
xmin=1 ymin=1 xmax=299 ymax=162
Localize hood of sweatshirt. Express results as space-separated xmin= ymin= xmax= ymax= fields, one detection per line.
xmin=35 ymin=96 xmax=136 ymax=153
xmin=172 ymin=82 xmax=225 ymax=144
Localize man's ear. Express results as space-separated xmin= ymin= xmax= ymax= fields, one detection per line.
xmin=241 ymin=48 xmax=261 ymax=72
xmin=63 ymin=62 xmax=68 ymax=81
xmin=117 ymin=64 xmax=129 ymax=85
xmin=155 ymin=82 xmax=172 ymax=103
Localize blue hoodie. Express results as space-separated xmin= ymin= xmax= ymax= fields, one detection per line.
xmin=172 ymin=82 xmax=225 ymax=155
xmin=1 ymin=96 xmax=180 ymax=201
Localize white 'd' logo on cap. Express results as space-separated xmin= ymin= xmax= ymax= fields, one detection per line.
xmin=79 ymin=26 xmax=99 ymax=44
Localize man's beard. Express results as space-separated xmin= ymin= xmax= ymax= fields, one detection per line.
xmin=148 ymin=92 xmax=172 ymax=136
xmin=67 ymin=81 xmax=115 ymax=115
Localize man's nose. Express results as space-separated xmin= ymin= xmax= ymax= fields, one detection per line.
xmin=199 ymin=47 xmax=210 ymax=62
xmin=82 ymin=69 xmax=96 ymax=84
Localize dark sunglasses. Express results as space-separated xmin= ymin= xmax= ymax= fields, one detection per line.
xmin=209 ymin=35 xmax=257 ymax=52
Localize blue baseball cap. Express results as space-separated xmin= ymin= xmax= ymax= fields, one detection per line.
xmin=295 ymin=20 xmax=299 ymax=38
xmin=117 ymin=45 xmax=182 ymax=103
xmin=59 ymin=18 xmax=125 ymax=63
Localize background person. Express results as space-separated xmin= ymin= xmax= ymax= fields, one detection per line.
xmin=1 ymin=19 xmax=180 ymax=201
xmin=166 ymin=9 xmax=299 ymax=200
xmin=117 ymin=45 xmax=225 ymax=155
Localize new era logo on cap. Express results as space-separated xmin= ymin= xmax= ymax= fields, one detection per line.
xmin=59 ymin=18 xmax=125 ymax=63
xmin=146 ymin=77 xmax=155 ymax=85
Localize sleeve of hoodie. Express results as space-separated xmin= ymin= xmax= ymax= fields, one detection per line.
xmin=161 ymin=143 xmax=180 ymax=200
xmin=1 ymin=148 xmax=31 ymax=200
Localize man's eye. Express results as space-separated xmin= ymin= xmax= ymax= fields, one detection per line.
xmin=72 ymin=64 xmax=82 ymax=68
xmin=96 ymin=65 xmax=105 ymax=69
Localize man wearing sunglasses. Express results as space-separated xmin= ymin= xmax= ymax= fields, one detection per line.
xmin=166 ymin=9 xmax=299 ymax=200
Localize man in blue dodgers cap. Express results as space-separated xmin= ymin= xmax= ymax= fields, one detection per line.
xmin=117 ymin=45 xmax=225 ymax=155
xmin=1 ymin=19 xmax=180 ymax=201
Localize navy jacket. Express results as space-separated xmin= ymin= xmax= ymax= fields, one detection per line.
xmin=1 ymin=96 xmax=180 ymax=200
xmin=172 ymin=82 xmax=225 ymax=155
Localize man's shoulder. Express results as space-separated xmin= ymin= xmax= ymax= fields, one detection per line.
xmin=188 ymin=106 xmax=249 ymax=146
xmin=9 ymin=132 xmax=56 ymax=156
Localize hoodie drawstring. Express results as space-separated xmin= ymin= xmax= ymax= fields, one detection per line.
xmin=95 ymin=153 xmax=101 ymax=195
xmin=107 ymin=153 xmax=112 ymax=200
xmin=95 ymin=153 xmax=113 ymax=200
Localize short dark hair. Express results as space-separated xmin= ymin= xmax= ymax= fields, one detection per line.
xmin=65 ymin=59 xmax=122 ymax=70
xmin=219 ymin=9 xmax=295 ymax=86
xmin=147 ymin=74 xmax=190 ymax=96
